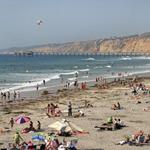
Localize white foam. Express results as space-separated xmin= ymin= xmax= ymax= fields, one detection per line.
xmin=60 ymin=71 xmax=78 ymax=76
xmin=81 ymin=76 xmax=88 ymax=78
xmin=68 ymin=77 xmax=76 ymax=81
xmin=94 ymin=66 xmax=103 ymax=69
xmin=78 ymin=69 xmax=89 ymax=72
xmin=132 ymin=56 xmax=150 ymax=60
xmin=129 ymin=70 xmax=150 ymax=76
xmin=73 ymin=66 xmax=78 ymax=69
xmin=105 ymin=65 xmax=111 ymax=68
xmin=0 ymin=74 xmax=60 ymax=93
xmin=119 ymin=56 xmax=132 ymax=60
xmin=83 ymin=57 xmax=95 ymax=61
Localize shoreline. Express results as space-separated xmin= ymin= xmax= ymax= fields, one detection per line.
xmin=1 ymin=71 xmax=150 ymax=108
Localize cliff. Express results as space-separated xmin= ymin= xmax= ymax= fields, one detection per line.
xmin=98 ymin=33 xmax=150 ymax=53
xmin=3 ymin=32 xmax=150 ymax=54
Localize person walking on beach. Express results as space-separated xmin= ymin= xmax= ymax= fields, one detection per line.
xmin=68 ymin=101 xmax=72 ymax=117
xmin=43 ymin=80 xmax=46 ymax=86
xmin=47 ymin=104 xmax=50 ymax=114
xmin=36 ymin=84 xmax=39 ymax=91
xmin=74 ymin=80 xmax=78 ymax=88
xmin=13 ymin=91 xmax=17 ymax=100
xmin=37 ymin=121 xmax=41 ymax=131
xmin=29 ymin=121 xmax=34 ymax=131
xmin=7 ymin=91 xmax=10 ymax=100
xmin=9 ymin=118 xmax=14 ymax=129
xmin=1 ymin=92 xmax=3 ymax=100
xmin=3 ymin=92 xmax=6 ymax=100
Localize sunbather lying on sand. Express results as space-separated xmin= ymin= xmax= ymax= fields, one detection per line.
xmin=111 ymin=102 xmax=121 ymax=110
xmin=144 ymin=106 xmax=150 ymax=112
xmin=74 ymin=110 xmax=85 ymax=118
xmin=116 ymin=131 xmax=150 ymax=146
xmin=84 ymin=100 xmax=93 ymax=108
xmin=95 ymin=117 xmax=125 ymax=131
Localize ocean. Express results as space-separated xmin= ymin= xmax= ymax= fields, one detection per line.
xmin=0 ymin=55 xmax=150 ymax=93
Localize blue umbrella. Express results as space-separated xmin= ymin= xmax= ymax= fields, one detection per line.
xmin=32 ymin=135 xmax=45 ymax=141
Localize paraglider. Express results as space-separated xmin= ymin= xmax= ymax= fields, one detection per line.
xmin=37 ymin=20 xmax=43 ymax=26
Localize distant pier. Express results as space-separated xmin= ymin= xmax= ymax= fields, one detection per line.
xmin=0 ymin=51 xmax=150 ymax=56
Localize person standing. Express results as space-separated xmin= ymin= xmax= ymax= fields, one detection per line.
xmin=13 ymin=131 xmax=23 ymax=146
xmin=43 ymin=80 xmax=46 ymax=86
xmin=9 ymin=118 xmax=14 ymax=129
xmin=7 ymin=91 xmax=10 ymax=100
xmin=36 ymin=84 xmax=39 ymax=91
xmin=37 ymin=121 xmax=41 ymax=130
xmin=68 ymin=101 xmax=72 ymax=117
xmin=13 ymin=91 xmax=17 ymax=100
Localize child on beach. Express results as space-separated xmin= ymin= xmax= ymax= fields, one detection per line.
xmin=9 ymin=118 xmax=14 ymax=129
xmin=37 ymin=121 xmax=41 ymax=131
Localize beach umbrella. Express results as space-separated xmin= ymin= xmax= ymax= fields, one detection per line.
xmin=32 ymin=133 xmax=46 ymax=141
xmin=15 ymin=116 xmax=30 ymax=124
xmin=32 ymin=135 xmax=45 ymax=141
xmin=48 ymin=119 xmax=84 ymax=133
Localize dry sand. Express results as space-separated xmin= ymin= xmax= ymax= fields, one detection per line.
xmin=0 ymin=79 xmax=150 ymax=150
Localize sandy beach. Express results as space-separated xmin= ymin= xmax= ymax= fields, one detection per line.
xmin=0 ymin=76 xmax=150 ymax=150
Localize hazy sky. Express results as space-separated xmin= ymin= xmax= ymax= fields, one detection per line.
xmin=0 ymin=0 xmax=150 ymax=49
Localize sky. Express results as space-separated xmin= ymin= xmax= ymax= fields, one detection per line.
xmin=0 ymin=0 xmax=150 ymax=49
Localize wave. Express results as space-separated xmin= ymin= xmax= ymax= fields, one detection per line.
xmin=129 ymin=70 xmax=150 ymax=76
xmin=68 ymin=77 xmax=77 ymax=81
xmin=0 ymin=68 xmax=91 ymax=93
xmin=0 ymin=74 xmax=60 ymax=93
xmin=119 ymin=56 xmax=132 ymax=60
xmin=78 ymin=69 xmax=89 ymax=72
xmin=83 ymin=57 xmax=95 ymax=61
xmin=60 ymin=71 xmax=78 ymax=76
xmin=105 ymin=65 xmax=112 ymax=68
xmin=94 ymin=66 xmax=103 ymax=69
xmin=132 ymin=56 xmax=150 ymax=60
xmin=73 ymin=66 xmax=78 ymax=69
xmin=119 ymin=56 xmax=150 ymax=61
xmin=81 ymin=76 xmax=88 ymax=78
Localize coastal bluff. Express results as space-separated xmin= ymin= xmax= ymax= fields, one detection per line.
xmin=2 ymin=32 xmax=150 ymax=55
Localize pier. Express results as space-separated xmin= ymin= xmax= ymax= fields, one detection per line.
xmin=0 ymin=51 xmax=150 ymax=56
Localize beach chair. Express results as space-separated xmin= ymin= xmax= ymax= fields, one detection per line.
xmin=95 ymin=125 xmax=113 ymax=131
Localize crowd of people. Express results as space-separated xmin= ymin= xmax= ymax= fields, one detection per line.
xmin=117 ymin=130 xmax=150 ymax=146
xmin=1 ymin=91 xmax=20 ymax=101
xmin=9 ymin=133 xmax=78 ymax=150
xmin=95 ymin=116 xmax=125 ymax=131
xmin=46 ymin=103 xmax=62 ymax=117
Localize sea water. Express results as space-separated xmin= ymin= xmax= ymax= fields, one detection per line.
xmin=0 ymin=55 xmax=150 ymax=93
